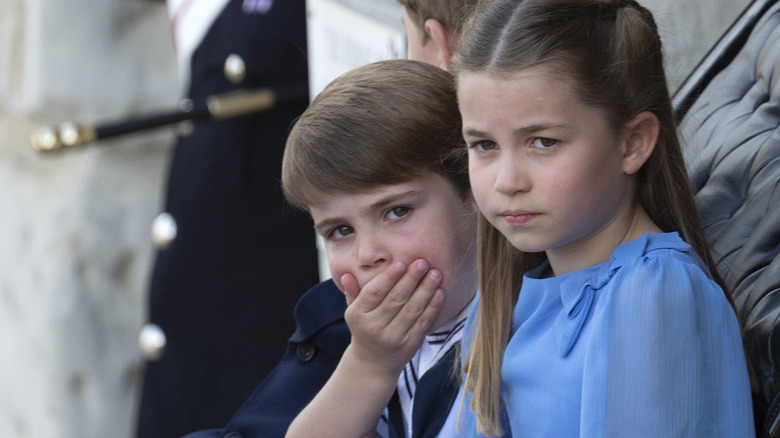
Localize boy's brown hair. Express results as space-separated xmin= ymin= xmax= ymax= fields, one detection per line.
xmin=281 ymin=59 xmax=468 ymax=211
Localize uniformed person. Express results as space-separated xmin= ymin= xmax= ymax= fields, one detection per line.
xmin=135 ymin=0 xmax=319 ymax=436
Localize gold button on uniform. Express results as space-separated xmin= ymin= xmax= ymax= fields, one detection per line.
xmin=139 ymin=323 xmax=167 ymax=361
xmin=224 ymin=54 xmax=246 ymax=84
xmin=151 ymin=212 xmax=177 ymax=249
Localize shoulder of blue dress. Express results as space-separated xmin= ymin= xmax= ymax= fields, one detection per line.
xmin=610 ymin=232 xmax=690 ymax=266
xmin=553 ymin=232 xmax=689 ymax=358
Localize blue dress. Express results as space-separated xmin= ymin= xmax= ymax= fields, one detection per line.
xmin=467 ymin=232 xmax=754 ymax=437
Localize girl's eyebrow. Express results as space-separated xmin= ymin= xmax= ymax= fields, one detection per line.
xmin=464 ymin=123 xmax=569 ymax=139
xmin=463 ymin=127 xmax=489 ymax=138
xmin=514 ymin=123 xmax=567 ymax=137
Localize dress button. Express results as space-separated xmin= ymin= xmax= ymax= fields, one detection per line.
xmin=151 ymin=212 xmax=177 ymax=249
xmin=138 ymin=323 xmax=167 ymax=361
xmin=296 ymin=342 xmax=316 ymax=362
xmin=223 ymin=53 xmax=246 ymax=84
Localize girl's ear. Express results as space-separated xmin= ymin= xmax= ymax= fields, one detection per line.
xmin=424 ymin=18 xmax=458 ymax=72
xmin=621 ymin=111 xmax=659 ymax=175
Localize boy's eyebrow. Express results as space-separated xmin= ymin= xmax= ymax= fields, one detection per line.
xmin=369 ymin=189 xmax=422 ymax=212
xmin=312 ymin=189 xmax=423 ymax=232
xmin=313 ymin=217 xmax=342 ymax=234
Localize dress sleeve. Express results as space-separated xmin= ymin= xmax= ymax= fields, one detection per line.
xmin=580 ymin=254 xmax=755 ymax=437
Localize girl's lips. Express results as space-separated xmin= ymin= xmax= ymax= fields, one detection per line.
xmin=501 ymin=210 xmax=537 ymax=226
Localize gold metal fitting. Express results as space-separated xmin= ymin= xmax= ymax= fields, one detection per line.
xmin=29 ymin=123 xmax=97 ymax=152
xmin=207 ymin=89 xmax=275 ymax=119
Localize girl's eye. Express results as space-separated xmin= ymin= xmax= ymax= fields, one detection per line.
xmin=330 ymin=225 xmax=353 ymax=239
xmin=387 ymin=206 xmax=411 ymax=219
xmin=472 ymin=140 xmax=498 ymax=151
xmin=533 ymin=137 xmax=557 ymax=149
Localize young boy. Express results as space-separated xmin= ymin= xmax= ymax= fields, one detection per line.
xmin=283 ymin=59 xmax=477 ymax=438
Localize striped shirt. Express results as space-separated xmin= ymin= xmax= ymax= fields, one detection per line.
xmin=378 ymin=302 xmax=471 ymax=437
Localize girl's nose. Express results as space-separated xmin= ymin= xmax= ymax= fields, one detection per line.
xmin=494 ymin=153 xmax=530 ymax=195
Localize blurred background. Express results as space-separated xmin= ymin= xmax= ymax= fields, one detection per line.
xmin=0 ymin=0 xmax=751 ymax=436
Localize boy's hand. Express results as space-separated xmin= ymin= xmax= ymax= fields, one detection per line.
xmin=340 ymin=259 xmax=444 ymax=376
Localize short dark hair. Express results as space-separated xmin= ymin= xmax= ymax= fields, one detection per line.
xmin=396 ymin=0 xmax=482 ymax=44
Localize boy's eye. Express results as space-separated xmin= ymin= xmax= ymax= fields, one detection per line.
xmin=533 ymin=137 xmax=557 ymax=149
xmin=330 ymin=225 xmax=353 ymax=239
xmin=387 ymin=206 xmax=411 ymax=219
xmin=472 ymin=140 xmax=498 ymax=151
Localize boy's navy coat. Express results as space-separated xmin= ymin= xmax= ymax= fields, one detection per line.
xmin=183 ymin=280 xmax=466 ymax=438
xmin=183 ymin=280 xmax=350 ymax=438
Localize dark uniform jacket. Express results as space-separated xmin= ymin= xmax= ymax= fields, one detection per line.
xmin=136 ymin=0 xmax=319 ymax=436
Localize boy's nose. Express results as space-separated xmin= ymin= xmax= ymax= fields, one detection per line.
xmin=355 ymin=233 xmax=390 ymax=269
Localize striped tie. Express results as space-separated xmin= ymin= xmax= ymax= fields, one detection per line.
xmin=390 ymin=315 xmax=467 ymax=437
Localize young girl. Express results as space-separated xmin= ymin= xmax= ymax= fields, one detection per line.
xmin=455 ymin=0 xmax=755 ymax=436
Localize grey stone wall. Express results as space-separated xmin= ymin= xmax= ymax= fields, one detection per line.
xmin=0 ymin=1 xmax=177 ymax=437
xmin=0 ymin=0 xmax=755 ymax=437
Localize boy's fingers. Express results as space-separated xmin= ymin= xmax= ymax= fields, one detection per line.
xmin=393 ymin=286 xmax=445 ymax=346
xmin=387 ymin=268 xmax=443 ymax=335
xmin=384 ymin=259 xmax=431 ymax=307
xmin=345 ymin=266 xmax=444 ymax=367
xmin=341 ymin=273 xmax=360 ymax=306
xmin=352 ymin=262 xmax=407 ymax=313
xmin=416 ymin=288 xmax=445 ymax=333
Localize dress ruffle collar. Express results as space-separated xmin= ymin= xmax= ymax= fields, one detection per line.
xmin=527 ymin=232 xmax=690 ymax=357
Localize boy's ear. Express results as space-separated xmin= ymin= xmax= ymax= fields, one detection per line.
xmin=424 ymin=18 xmax=458 ymax=72
xmin=621 ymin=111 xmax=659 ymax=175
